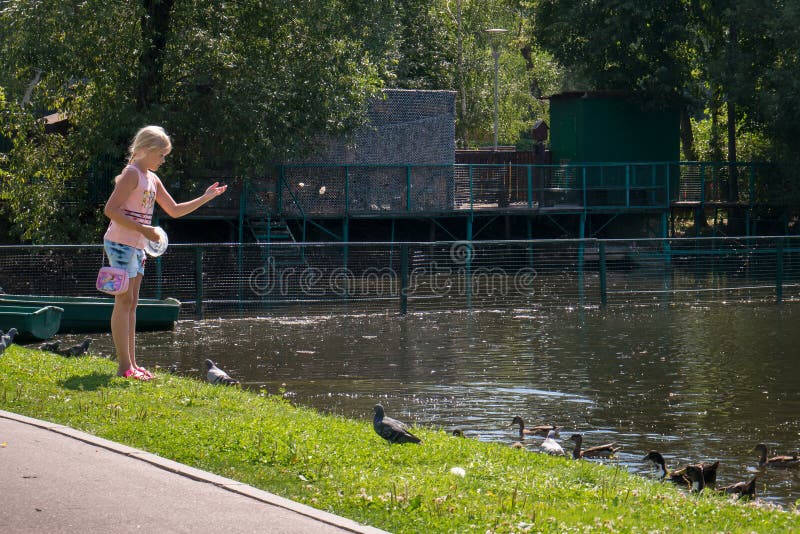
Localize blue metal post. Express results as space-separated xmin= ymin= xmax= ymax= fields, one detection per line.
xmin=599 ymin=241 xmax=607 ymax=307
xmin=578 ymin=213 xmax=585 ymax=306
xmin=153 ymin=215 xmax=162 ymax=300
xmin=625 ymin=164 xmax=630 ymax=208
xmin=277 ymin=166 xmax=284 ymax=216
xmin=344 ymin=165 xmax=350 ymax=216
xmin=400 ymin=244 xmax=408 ymax=314
xmin=406 ymin=165 xmax=412 ymax=212
xmin=526 ymin=165 xmax=533 ymax=208
xmin=526 ymin=217 xmax=534 ymax=270
xmin=582 ymin=167 xmax=587 ymax=208
xmin=466 ymin=216 xmax=473 ymax=308
xmin=194 ymin=246 xmax=204 ymax=320
xmin=469 ymin=165 xmax=474 ymax=212
xmin=747 ymin=165 xmax=755 ymax=236
xmin=237 ymin=183 xmax=245 ymax=311
xmin=776 ymin=238 xmax=784 ymax=304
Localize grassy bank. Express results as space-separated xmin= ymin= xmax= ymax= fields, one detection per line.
xmin=1 ymin=346 xmax=797 ymax=533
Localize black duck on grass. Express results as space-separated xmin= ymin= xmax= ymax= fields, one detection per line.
xmin=643 ymin=450 xmax=719 ymax=488
xmin=372 ymin=404 xmax=421 ymax=444
xmin=568 ymin=433 xmax=621 ymax=459
xmin=753 ymin=443 xmax=800 ymax=469
xmin=510 ymin=416 xmax=558 ymax=438
xmin=452 ymin=428 xmax=465 ymax=438
xmin=205 ymin=359 xmax=240 ymax=386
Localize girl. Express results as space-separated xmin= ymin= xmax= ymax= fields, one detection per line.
xmin=104 ymin=125 xmax=226 ymax=380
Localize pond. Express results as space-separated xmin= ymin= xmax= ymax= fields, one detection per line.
xmin=71 ymin=302 xmax=800 ymax=507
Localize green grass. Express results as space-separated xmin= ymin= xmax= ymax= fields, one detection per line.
xmin=1 ymin=346 xmax=798 ymax=533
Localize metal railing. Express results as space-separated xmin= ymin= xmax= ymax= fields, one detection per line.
xmin=254 ymin=161 xmax=777 ymax=220
xmin=1 ymin=236 xmax=798 ymax=319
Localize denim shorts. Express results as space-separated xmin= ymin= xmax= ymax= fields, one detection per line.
xmin=103 ymin=240 xmax=146 ymax=278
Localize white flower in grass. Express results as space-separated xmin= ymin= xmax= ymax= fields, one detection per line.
xmin=449 ymin=466 xmax=466 ymax=477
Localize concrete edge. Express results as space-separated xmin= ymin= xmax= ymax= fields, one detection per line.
xmin=0 ymin=410 xmax=388 ymax=534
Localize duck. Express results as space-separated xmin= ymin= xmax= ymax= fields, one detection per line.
xmin=720 ymin=477 xmax=757 ymax=500
xmin=510 ymin=415 xmax=558 ymax=438
xmin=540 ymin=430 xmax=565 ymax=456
xmin=642 ymin=450 xmax=719 ymax=488
xmin=373 ymin=404 xmax=421 ymax=444
xmin=753 ymin=443 xmax=800 ymax=468
xmin=682 ymin=464 xmax=706 ymax=492
xmin=568 ymin=433 xmax=621 ymax=459
xmin=451 ymin=428 xmax=466 ymax=438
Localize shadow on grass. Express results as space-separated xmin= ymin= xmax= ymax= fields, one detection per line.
xmin=61 ymin=372 xmax=127 ymax=391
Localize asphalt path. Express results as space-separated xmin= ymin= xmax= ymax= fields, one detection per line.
xmin=0 ymin=410 xmax=387 ymax=534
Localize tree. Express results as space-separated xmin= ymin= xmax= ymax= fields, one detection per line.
xmin=0 ymin=0 xmax=394 ymax=242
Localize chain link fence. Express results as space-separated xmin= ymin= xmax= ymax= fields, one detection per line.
xmin=1 ymin=236 xmax=798 ymax=318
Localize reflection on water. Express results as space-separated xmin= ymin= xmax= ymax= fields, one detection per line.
xmin=76 ymin=303 xmax=800 ymax=507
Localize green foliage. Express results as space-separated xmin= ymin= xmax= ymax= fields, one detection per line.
xmin=0 ymin=0 xmax=390 ymax=242
xmin=0 ymin=93 xmax=103 ymax=243
xmin=2 ymin=346 xmax=800 ymax=533
xmin=531 ymin=0 xmax=692 ymax=106
xmin=529 ymin=0 xmax=800 ymax=201
xmin=421 ymin=0 xmax=559 ymax=148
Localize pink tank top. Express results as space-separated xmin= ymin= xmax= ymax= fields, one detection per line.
xmin=103 ymin=165 xmax=157 ymax=249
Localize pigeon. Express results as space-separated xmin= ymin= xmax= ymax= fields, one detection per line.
xmin=39 ymin=340 xmax=61 ymax=353
xmin=56 ymin=339 xmax=92 ymax=357
xmin=205 ymin=359 xmax=239 ymax=386
xmin=0 ymin=328 xmax=18 ymax=355
xmin=540 ymin=430 xmax=565 ymax=456
xmin=372 ymin=404 xmax=421 ymax=444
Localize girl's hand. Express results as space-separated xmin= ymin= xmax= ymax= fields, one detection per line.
xmin=205 ymin=182 xmax=228 ymax=198
xmin=141 ymin=225 xmax=160 ymax=242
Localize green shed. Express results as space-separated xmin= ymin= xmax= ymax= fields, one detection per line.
xmin=547 ymin=92 xmax=680 ymax=207
xmin=548 ymin=91 xmax=679 ymax=163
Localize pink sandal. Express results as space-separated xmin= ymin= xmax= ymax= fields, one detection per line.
xmin=121 ymin=368 xmax=150 ymax=381
xmin=136 ymin=367 xmax=154 ymax=379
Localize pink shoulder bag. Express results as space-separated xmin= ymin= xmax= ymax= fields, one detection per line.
xmin=96 ymin=254 xmax=129 ymax=296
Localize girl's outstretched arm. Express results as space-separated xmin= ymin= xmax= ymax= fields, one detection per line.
xmin=155 ymin=178 xmax=227 ymax=219
xmin=104 ymin=168 xmax=160 ymax=242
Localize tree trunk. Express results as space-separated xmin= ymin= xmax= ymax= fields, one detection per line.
xmin=726 ymin=21 xmax=745 ymax=234
xmin=727 ymin=99 xmax=738 ymax=200
xmin=680 ymin=107 xmax=697 ymax=161
xmin=446 ymin=1 xmax=467 ymax=148
xmin=136 ymin=0 xmax=175 ymax=111
xmin=726 ymin=23 xmax=739 ymax=202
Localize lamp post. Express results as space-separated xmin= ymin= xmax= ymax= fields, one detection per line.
xmin=485 ymin=28 xmax=507 ymax=151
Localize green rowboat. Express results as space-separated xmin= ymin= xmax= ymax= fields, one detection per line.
xmin=0 ymin=295 xmax=181 ymax=334
xmin=0 ymin=305 xmax=64 ymax=341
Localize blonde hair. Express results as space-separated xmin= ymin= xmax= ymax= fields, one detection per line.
xmin=127 ymin=125 xmax=172 ymax=163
